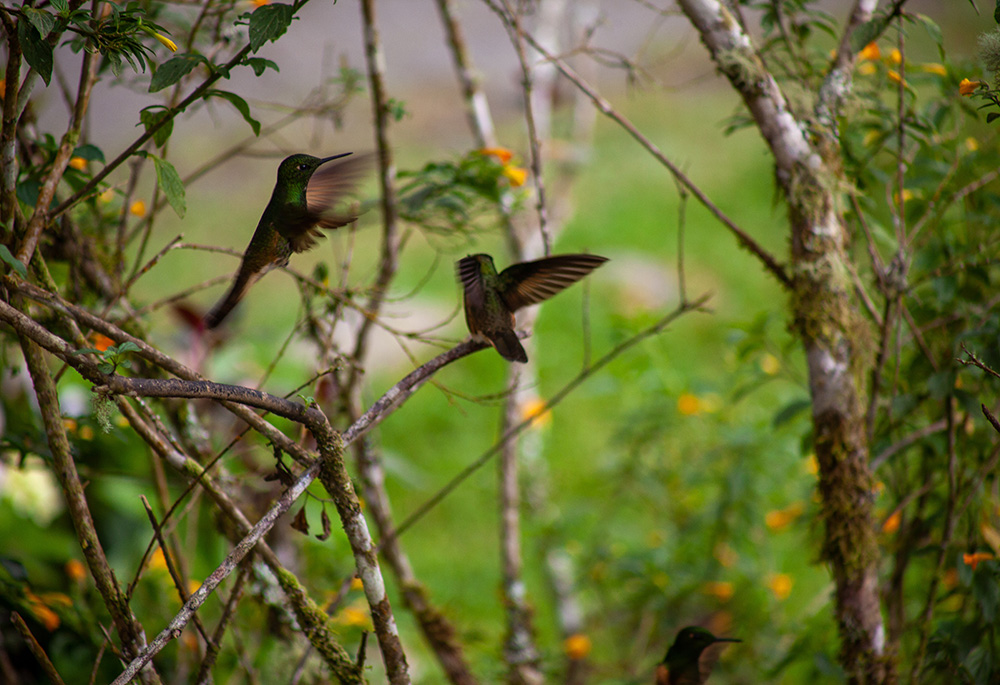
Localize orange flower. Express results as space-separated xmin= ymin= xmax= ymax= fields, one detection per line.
xmin=677 ymin=393 xmax=702 ymax=416
xmin=69 ymin=157 xmax=87 ymax=171
xmin=920 ymin=63 xmax=947 ymax=77
xmin=767 ymin=573 xmax=793 ymax=601
xmin=858 ymin=43 xmax=881 ymax=61
xmin=702 ymin=581 xmax=734 ymax=602
xmin=564 ymin=633 xmax=591 ymax=660
xmin=91 ymin=333 xmax=115 ymax=352
xmin=887 ymin=70 xmax=903 ymax=85
xmin=856 ymin=62 xmax=877 ymax=76
xmin=765 ymin=502 xmax=804 ymax=532
xmin=959 ymin=78 xmax=982 ymax=96
xmin=882 ymin=511 xmax=901 ymax=534
xmin=65 ymin=559 xmax=86 ymax=582
xmin=129 ymin=199 xmax=147 ymax=217
xmin=480 ymin=147 xmax=514 ymax=163
xmin=963 ymin=552 xmax=994 ymax=571
xmin=888 ymin=49 xmax=902 ymax=65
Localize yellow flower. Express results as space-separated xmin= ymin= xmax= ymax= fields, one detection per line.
xmin=767 ymin=573 xmax=793 ymax=600
xmin=130 ymin=199 xmax=147 ymax=217
xmin=148 ymin=547 xmax=169 ymax=571
xmin=116 ymin=414 xmax=130 ymax=428
xmin=892 ymin=189 xmax=915 ymax=205
xmin=858 ymin=43 xmax=881 ymax=61
xmin=142 ymin=27 xmax=178 ymax=52
xmin=564 ymin=633 xmax=591 ymax=660
xmin=350 ymin=576 xmax=364 ymax=591
xmin=919 ymin=63 xmax=947 ymax=77
xmin=760 ymin=353 xmax=781 ymax=375
xmin=62 ymin=418 xmax=78 ymax=433
xmin=959 ymin=78 xmax=982 ymax=96
xmin=882 ymin=510 xmax=901 ymax=534
xmin=502 ymin=165 xmax=528 ymax=187
xmin=888 ymin=48 xmax=902 ymax=65
xmin=187 ymin=579 xmax=202 ymax=595
xmin=65 ymin=559 xmax=86 ymax=582
xmin=856 ymin=62 xmax=877 ymax=76
xmin=702 ymin=580 xmax=734 ymax=602
xmin=765 ymin=502 xmax=804 ymax=532
xmin=79 ymin=425 xmax=94 ymax=440
xmin=677 ymin=393 xmax=702 ymax=416
xmin=479 ymin=146 xmax=513 ymax=163
xmin=339 ymin=606 xmax=372 ymax=628
xmin=69 ymin=157 xmax=87 ymax=171
xmin=887 ymin=70 xmax=903 ymax=85
xmin=99 ymin=188 xmax=115 ymax=203
xmin=520 ymin=397 xmax=551 ymax=427
xmin=805 ymin=454 xmax=818 ymax=476
xmin=963 ymin=552 xmax=994 ymax=571
xmin=251 ymin=0 xmax=272 ymax=6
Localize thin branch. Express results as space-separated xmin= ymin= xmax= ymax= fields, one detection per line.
xmin=11 ymin=612 xmax=68 ymax=685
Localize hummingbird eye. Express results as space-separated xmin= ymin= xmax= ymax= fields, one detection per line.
xmin=297 ymin=163 xmax=309 ymax=171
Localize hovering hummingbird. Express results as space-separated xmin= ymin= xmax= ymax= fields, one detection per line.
xmin=456 ymin=252 xmax=608 ymax=363
xmin=655 ymin=626 xmax=740 ymax=685
xmin=204 ymin=152 xmax=370 ymax=328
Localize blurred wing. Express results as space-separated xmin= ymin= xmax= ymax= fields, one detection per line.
xmin=457 ymin=256 xmax=485 ymax=308
xmin=306 ymin=153 xmax=374 ymax=229
xmin=500 ymin=254 xmax=608 ymax=311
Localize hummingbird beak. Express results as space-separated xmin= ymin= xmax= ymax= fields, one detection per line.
xmin=319 ymin=152 xmax=353 ymax=165
xmin=713 ymin=637 xmax=741 ymax=644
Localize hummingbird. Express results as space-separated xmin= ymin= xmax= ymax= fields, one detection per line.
xmin=456 ymin=252 xmax=608 ymax=363
xmin=655 ymin=626 xmax=740 ymax=685
xmin=204 ymin=152 xmax=370 ymax=328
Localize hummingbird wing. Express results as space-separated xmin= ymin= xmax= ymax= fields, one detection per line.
xmin=457 ymin=255 xmax=486 ymax=313
xmin=499 ymin=254 xmax=608 ymax=311
xmin=284 ymin=153 xmax=374 ymax=252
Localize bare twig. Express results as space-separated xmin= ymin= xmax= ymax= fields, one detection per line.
xmin=11 ymin=612 xmax=68 ymax=685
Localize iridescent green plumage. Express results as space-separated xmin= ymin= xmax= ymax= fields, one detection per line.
xmin=205 ymin=152 xmax=369 ymax=328
xmin=457 ymin=252 xmax=608 ymax=362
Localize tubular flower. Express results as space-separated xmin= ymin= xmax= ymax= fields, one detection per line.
xmin=964 ymin=552 xmax=994 ymax=571
xmin=502 ymin=165 xmax=528 ymax=187
xmin=920 ymin=63 xmax=947 ymax=76
xmin=479 ymin=146 xmax=514 ymax=163
xmin=858 ymin=43 xmax=881 ymax=61
xmin=959 ymin=78 xmax=982 ymax=96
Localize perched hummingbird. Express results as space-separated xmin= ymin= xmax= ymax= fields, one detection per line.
xmin=655 ymin=626 xmax=740 ymax=685
xmin=456 ymin=252 xmax=608 ymax=363
xmin=204 ymin=152 xmax=370 ymax=328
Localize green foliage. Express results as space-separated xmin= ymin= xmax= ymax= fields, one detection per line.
xmin=0 ymin=246 xmax=27 ymax=279
xmin=244 ymin=2 xmax=296 ymax=53
xmin=148 ymin=154 xmax=186 ymax=218
xmin=397 ymin=150 xmax=525 ymax=238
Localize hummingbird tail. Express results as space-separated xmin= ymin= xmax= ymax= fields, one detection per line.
xmin=204 ymin=269 xmax=257 ymax=329
xmin=492 ymin=330 xmax=528 ymax=363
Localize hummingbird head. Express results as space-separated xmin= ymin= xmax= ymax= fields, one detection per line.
xmin=663 ymin=626 xmax=740 ymax=666
xmin=465 ymin=253 xmax=497 ymax=274
xmin=276 ymin=152 xmax=352 ymax=188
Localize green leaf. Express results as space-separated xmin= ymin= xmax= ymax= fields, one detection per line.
xmin=72 ymin=144 xmax=105 ymax=163
xmin=207 ymin=90 xmax=261 ymax=136
xmin=97 ymin=361 xmax=114 ymax=374
xmin=988 ymin=112 xmax=1000 ymax=124
xmin=149 ymin=54 xmax=203 ymax=92
xmin=22 ymin=7 xmax=55 ymax=38
xmin=50 ymin=0 xmax=69 ymax=13
xmin=995 ymin=0 xmax=1000 ymax=24
xmin=139 ymin=107 xmax=174 ymax=147
xmin=912 ymin=14 xmax=944 ymax=60
xmin=151 ymin=155 xmax=186 ymax=218
xmin=17 ymin=20 xmax=53 ymax=86
xmin=972 ymin=565 xmax=1000 ymax=621
xmin=0 ymin=245 xmax=27 ymax=279
xmin=243 ymin=56 xmax=279 ymax=76
xmin=248 ymin=3 xmax=295 ymax=53
xmin=772 ymin=399 xmax=810 ymax=428
xmin=71 ymin=348 xmax=103 ymax=356
xmin=849 ymin=18 xmax=885 ymax=54
xmin=116 ymin=342 xmax=141 ymax=354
